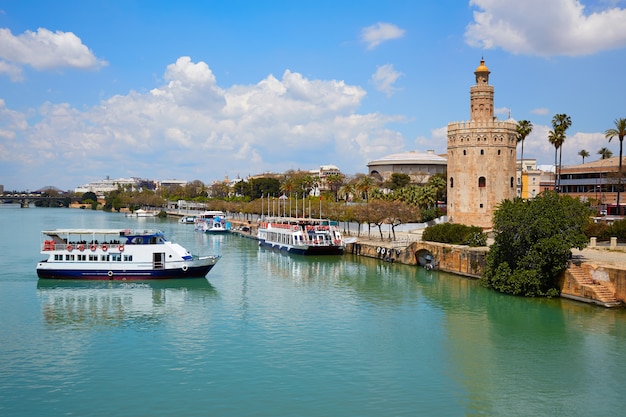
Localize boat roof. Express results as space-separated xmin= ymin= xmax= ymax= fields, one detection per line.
xmin=264 ymin=217 xmax=336 ymax=224
xmin=42 ymin=229 xmax=164 ymax=237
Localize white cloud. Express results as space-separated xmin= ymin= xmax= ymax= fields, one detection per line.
xmin=0 ymin=27 xmax=107 ymax=78
xmin=530 ymin=107 xmax=550 ymax=115
xmin=0 ymin=59 xmax=23 ymax=81
xmin=361 ymin=22 xmax=405 ymax=50
xmin=413 ymin=126 xmax=448 ymax=155
xmin=0 ymin=57 xmax=409 ymax=189
xmin=494 ymin=106 xmax=511 ymax=117
xmin=465 ymin=0 xmax=626 ymax=56
xmin=515 ymin=123 xmax=615 ymax=167
xmin=370 ymin=64 xmax=403 ymax=96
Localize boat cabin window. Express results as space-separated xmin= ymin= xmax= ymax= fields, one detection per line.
xmin=111 ymin=254 xmax=122 ymax=262
xmin=124 ymin=255 xmax=133 ymax=261
xmin=65 ymin=254 xmax=74 ymax=261
xmin=55 ymin=254 xmax=63 ymax=261
xmin=89 ymin=255 xmax=98 ymax=261
xmin=100 ymin=254 xmax=110 ymax=261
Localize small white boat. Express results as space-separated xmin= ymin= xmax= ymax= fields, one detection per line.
xmin=257 ymin=217 xmax=345 ymax=255
xmin=195 ymin=211 xmax=230 ymax=233
xmin=36 ymin=229 xmax=220 ymax=280
xmin=179 ymin=215 xmax=197 ymax=224
xmin=125 ymin=209 xmax=158 ymax=217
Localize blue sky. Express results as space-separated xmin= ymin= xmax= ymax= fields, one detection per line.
xmin=1 ymin=0 xmax=626 ymax=191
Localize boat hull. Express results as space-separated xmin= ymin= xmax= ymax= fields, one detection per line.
xmin=36 ymin=262 xmax=217 ymax=280
xmin=259 ymin=240 xmax=344 ymax=256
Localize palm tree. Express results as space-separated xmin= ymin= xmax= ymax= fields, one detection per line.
xmin=355 ymin=174 xmax=376 ymax=202
xmin=578 ymin=149 xmax=590 ymax=164
xmin=598 ymin=147 xmax=613 ymax=159
xmin=337 ymin=183 xmax=355 ymax=203
xmin=552 ymin=113 xmax=572 ymax=191
xmin=548 ymin=129 xmax=563 ymax=190
xmin=605 ymin=118 xmax=626 ymax=215
xmin=516 ymin=120 xmax=533 ymax=197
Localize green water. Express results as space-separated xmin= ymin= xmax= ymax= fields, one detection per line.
xmin=1 ymin=205 xmax=625 ymax=416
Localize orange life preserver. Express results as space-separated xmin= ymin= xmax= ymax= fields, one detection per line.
xmin=118 ymin=244 xmax=124 ymax=252
xmin=66 ymin=244 xmax=74 ymax=251
xmin=78 ymin=244 xmax=85 ymax=251
xmin=101 ymin=244 xmax=108 ymax=251
xmin=90 ymin=244 xmax=97 ymax=251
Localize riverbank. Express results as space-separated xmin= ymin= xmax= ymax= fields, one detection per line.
xmin=219 ymin=216 xmax=625 ymax=308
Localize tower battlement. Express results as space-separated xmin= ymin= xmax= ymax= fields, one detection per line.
xmin=447 ymin=120 xmax=517 ymax=130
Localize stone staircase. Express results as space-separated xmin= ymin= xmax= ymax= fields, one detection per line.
xmin=567 ymin=264 xmax=622 ymax=307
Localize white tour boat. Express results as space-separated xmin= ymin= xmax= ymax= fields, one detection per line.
xmin=195 ymin=211 xmax=230 ymax=233
xmin=257 ymin=217 xmax=345 ymax=255
xmin=125 ymin=208 xmax=158 ymax=217
xmin=178 ymin=215 xmax=197 ymax=224
xmin=37 ymin=229 xmax=220 ymax=280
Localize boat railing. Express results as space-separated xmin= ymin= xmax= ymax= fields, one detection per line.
xmin=43 ymin=241 xmax=127 ymax=252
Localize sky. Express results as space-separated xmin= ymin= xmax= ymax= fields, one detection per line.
xmin=1 ymin=0 xmax=626 ymax=191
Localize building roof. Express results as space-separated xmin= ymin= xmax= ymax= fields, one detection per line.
xmin=367 ymin=150 xmax=447 ymax=167
xmin=561 ymin=157 xmax=626 ymax=173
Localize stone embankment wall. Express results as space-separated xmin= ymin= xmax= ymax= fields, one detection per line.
xmin=346 ymin=241 xmax=488 ymax=279
xmin=218 ymin=218 xmax=626 ymax=307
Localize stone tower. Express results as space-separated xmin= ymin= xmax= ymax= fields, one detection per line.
xmin=446 ymin=59 xmax=517 ymax=228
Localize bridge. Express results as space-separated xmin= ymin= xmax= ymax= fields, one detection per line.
xmin=0 ymin=194 xmax=71 ymax=208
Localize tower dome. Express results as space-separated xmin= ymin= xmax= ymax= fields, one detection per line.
xmin=474 ymin=58 xmax=490 ymax=84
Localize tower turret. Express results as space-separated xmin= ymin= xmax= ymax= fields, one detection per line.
xmin=470 ymin=58 xmax=494 ymax=122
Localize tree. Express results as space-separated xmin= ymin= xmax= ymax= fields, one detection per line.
xmin=605 ymin=118 xmax=626 ymax=215
xmin=516 ymin=120 xmax=533 ymax=196
xmin=598 ymin=147 xmax=613 ymax=159
xmin=551 ymin=114 xmax=572 ymax=191
xmin=387 ymin=173 xmax=411 ymax=190
xmin=81 ymin=191 xmax=98 ymax=203
xmin=481 ymin=191 xmax=591 ymax=297
xmin=578 ymin=149 xmax=590 ymax=164
xmin=548 ymin=129 xmax=562 ymax=190
xmin=250 ymin=177 xmax=280 ymax=199
xmin=355 ymin=174 xmax=376 ymax=202
xmin=324 ymin=173 xmax=345 ymax=201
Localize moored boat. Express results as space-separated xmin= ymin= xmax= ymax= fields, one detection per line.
xmin=125 ymin=208 xmax=158 ymax=217
xmin=36 ymin=229 xmax=220 ymax=280
xmin=257 ymin=217 xmax=344 ymax=255
xmin=195 ymin=211 xmax=230 ymax=233
xmin=179 ymin=215 xmax=197 ymax=224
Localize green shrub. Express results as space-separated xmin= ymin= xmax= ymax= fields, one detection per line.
xmin=422 ymin=223 xmax=487 ymax=247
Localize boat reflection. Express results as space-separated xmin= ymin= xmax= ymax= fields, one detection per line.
xmin=36 ymin=278 xmax=217 ymax=328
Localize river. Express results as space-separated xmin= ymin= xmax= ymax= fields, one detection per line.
xmin=1 ymin=205 xmax=625 ymax=416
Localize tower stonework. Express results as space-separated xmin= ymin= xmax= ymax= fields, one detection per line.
xmin=446 ymin=59 xmax=517 ymax=229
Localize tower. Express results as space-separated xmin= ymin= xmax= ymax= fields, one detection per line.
xmin=446 ymin=59 xmax=517 ymax=228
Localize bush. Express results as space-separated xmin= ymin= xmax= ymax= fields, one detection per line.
xmin=481 ymin=192 xmax=591 ymax=297
xmin=584 ymin=219 xmax=626 ymax=242
xmin=422 ymin=223 xmax=487 ymax=247
xmin=419 ymin=207 xmax=443 ymax=223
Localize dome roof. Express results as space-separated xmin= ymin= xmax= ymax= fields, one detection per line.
xmin=367 ymin=150 xmax=447 ymax=167
xmin=475 ymin=58 xmax=490 ymax=74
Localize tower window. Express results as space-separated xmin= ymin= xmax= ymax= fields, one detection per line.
xmin=480 ymin=149 xmax=484 ymax=155
xmin=450 ymin=177 xmax=454 ymax=188
xmin=463 ymin=150 xmax=466 ymax=156
xmin=510 ymin=177 xmax=514 ymax=188
xmin=498 ymin=149 xmax=501 ymax=155
xmin=479 ymin=177 xmax=486 ymax=188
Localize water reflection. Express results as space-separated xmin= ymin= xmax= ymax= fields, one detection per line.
xmin=36 ymin=279 xmax=217 ymax=329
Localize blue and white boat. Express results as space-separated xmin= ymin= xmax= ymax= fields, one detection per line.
xmin=36 ymin=228 xmax=220 ymax=280
xmin=257 ymin=217 xmax=345 ymax=255
xmin=195 ymin=211 xmax=230 ymax=233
